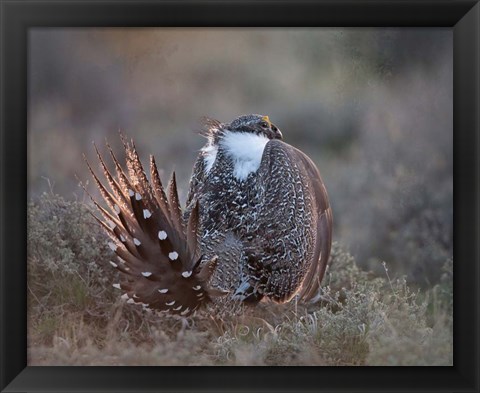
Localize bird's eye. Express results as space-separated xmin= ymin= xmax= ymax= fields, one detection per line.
xmin=260 ymin=121 xmax=269 ymax=128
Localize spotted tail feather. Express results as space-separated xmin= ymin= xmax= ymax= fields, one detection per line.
xmin=82 ymin=136 xmax=223 ymax=316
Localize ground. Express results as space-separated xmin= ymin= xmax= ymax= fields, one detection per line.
xmin=27 ymin=194 xmax=453 ymax=366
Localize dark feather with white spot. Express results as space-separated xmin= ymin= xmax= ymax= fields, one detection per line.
xmin=83 ymin=135 xmax=223 ymax=316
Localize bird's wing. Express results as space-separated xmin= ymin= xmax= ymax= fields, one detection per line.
xmin=289 ymin=144 xmax=333 ymax=301
xmin=81 ymin=136 xmax=222 ymax=316
xmin=256 ymin=140 xmax=333 ymax=302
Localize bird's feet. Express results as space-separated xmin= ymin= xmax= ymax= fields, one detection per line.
xmin=233 ymin=278 xmax=264 ymax=303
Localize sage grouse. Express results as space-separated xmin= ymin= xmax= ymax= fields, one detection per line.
xmin=84 ymin=114 xmax=332 ymax=316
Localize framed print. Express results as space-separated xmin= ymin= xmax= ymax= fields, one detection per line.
xmin=1 ymin=1 xmax=479 ymax=392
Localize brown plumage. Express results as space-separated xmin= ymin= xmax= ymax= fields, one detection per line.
xmin=81 ymin=135 xmax=222 ymax=317
xmin=84 ymin=114 xmax=332 ymax=316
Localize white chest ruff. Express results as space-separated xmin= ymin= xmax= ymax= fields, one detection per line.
xmin=201 ymin=144 xmax=218 ymax=174
xmin=203 ymin=132 xmax=269 ymax=181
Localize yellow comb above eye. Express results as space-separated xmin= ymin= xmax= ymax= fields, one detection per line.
xmin=262 ymin=115 xmax=271 ymax=126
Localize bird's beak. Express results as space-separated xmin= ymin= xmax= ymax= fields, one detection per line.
xmin=272 ymin=127 xmax=283 ymax=140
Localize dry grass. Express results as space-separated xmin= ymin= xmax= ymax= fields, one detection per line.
xmin=27 ymin=194 xmax=453 ymax=366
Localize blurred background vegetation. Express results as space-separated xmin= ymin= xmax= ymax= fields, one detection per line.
xmin=29 ymin=27 xmax=452 ymax=286
xmin=27 ymin=28 xmax=452 ymax=365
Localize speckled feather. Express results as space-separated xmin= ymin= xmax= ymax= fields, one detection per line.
xmin=88 ymin=115 xmax=332 ymax=317
xmin=185 ymin=115 xmax=333 ymax=309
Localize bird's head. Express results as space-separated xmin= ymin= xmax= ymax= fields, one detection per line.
xmin=228 ymin=114 xmax=283 ymax=141
xmin=201 ymin=114 xmax=283 ymax=144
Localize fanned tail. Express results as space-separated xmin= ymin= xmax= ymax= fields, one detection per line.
xmin=82 ymin=135 xmax=223 ymax=316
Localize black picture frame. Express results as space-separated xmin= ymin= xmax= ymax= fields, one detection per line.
xmin=1 ymin=1 xmax=478 ymax=392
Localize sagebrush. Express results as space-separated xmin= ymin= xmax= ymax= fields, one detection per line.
xmin=27 ymin=193 xmax=452 ymax=366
